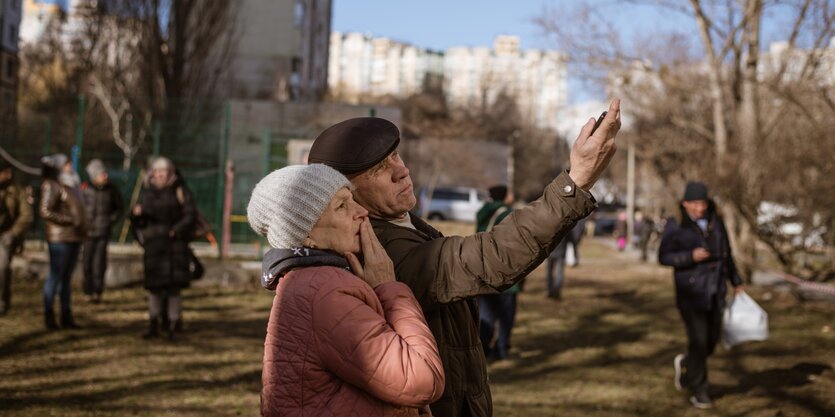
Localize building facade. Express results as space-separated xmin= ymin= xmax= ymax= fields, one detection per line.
xmin=444 ymin=35 xmax=567 ymax=131
xmin=328 ymin=33 xmax=567 ymax=130
xmin=222 ymin=0 xmax=331 ymax=101
xmin=18 ymin=0 xmax=61 ymax=45
xmin=1 ymin=0 xmax=22 ymax=141
xmin=328 ymin=31 xmax=444 ymax=102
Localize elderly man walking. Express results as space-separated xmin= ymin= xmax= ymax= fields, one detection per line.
xmin=658 ymin=181 xmax=744 ymax=410
xmin=308 ymin=99 xmax=621 ymax=417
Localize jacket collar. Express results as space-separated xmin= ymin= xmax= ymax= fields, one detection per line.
xmin=261 ymin=247 xmax=350 ymax=290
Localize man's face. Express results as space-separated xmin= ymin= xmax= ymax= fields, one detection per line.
xmin=682 ymin=200 xmax=708 ymax=220
xmin=93 ymin=172 xmax=109 ymax=187
xmin=349 ymin=151 xmax=415 ymax=220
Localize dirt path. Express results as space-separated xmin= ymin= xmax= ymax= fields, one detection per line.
xmin=0 ymin=238 xmax=832 ymax=416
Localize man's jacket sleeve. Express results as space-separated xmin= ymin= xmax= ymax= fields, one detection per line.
xmin=10 ymin=187 xmax=33 ymax=239
xmin=393 ymin=172 xmax=595 ymax=306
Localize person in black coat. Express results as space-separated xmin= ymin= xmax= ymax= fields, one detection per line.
xmin=81 ymin=159 xmax=123 ymax=303
xmin=131 ymin=157 xmax=195 ymax=340
xmin=658 ymin=181 xmax=743 ymax=409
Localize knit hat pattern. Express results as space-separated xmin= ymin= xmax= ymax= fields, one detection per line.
xmin=247 ymin=164 xmax=351 ymax=249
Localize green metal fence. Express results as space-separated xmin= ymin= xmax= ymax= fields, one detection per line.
xmin=1 ymin=95 xmax=294 ymax=255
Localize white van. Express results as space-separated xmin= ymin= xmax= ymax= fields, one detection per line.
xmin=417 ymin=187 xmax=488 ymax=222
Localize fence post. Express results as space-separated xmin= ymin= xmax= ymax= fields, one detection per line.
xmin=221 ymin=161 xmax=234 ymax=258
xmin=43 ymin=119 xmax=52 ymax=155
xmin=75 ymin=94 xmax=85 ymax=172
xmin=262 ymin=128 xmax=271 ymax=178
xmin=216 ymin=101 xmax=231 ymax=258
xmin=152 ymin=120 xmax=161 ymax=157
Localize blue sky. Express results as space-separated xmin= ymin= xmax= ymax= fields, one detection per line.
xmin=333 ymin=0 xmax=794 ymax=103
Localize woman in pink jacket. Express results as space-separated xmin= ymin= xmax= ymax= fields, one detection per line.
xmin=247 ymin=164 xmax=445 ymax=417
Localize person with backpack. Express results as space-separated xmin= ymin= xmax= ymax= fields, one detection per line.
xmin=475 ymin=185 xmax=520 ymax=361
xmin=81 ymin=159 xmax=123 ymax=303
xmin=0 ymin=160 xmax=34 ymax=315
xmin=131 ymin=157 xmax=195 ymax=340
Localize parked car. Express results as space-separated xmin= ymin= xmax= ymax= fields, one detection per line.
xmin=415 ymin=186 xmax=488 ymax=222
xmin=591 ymin=203 xmax=625 ymax=236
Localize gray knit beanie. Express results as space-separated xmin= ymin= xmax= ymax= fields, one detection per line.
xmin=41 ymin=154 xmax=68 ymax=170
xmin=86 ymin=159 xmax=106 ymax=179
xmin=247 ymin=164 xmax=351 ymax=249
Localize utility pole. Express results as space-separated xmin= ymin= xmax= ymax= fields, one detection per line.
xmin=626 ymin=136 xmax=636 ymax=248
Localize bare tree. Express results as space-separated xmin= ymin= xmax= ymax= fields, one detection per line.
xmin=535 ymin=0 xmax=835 ymax=280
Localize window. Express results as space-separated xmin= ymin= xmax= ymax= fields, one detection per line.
xmin=8 ymin=24 xmax=17 ymax=45
xmin=294 ymin=1 xmax=304 ymax=28
xmin=5 ymin=57 xmax=15 ymax=80
xmin=433 ymin=189 xmax=470 ymax=201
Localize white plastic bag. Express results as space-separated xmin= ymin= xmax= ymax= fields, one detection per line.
xmin=722 ymin=292 xmax=769 ymax=349
xmin=565 ymin=243 xmax=577 ymax=267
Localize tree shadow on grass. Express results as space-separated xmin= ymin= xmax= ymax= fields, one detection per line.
xmin=713 ymin=362 xmax=833 ymax=416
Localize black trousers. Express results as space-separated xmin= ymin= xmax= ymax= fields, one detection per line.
xmin=678 ymin=302 xmax=723 ymax=394
xmin=0 ymin=239 xmax=14 ymax=312
xmin=83 ymin=237 xmax=109 ymax=296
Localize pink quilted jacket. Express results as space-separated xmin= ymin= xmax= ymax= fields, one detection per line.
xmin=261 ymin=266 xmax=445 ymax=416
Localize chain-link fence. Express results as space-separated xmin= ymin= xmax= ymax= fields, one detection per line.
xmin=1 ymin=95 xmax=299 ymax=255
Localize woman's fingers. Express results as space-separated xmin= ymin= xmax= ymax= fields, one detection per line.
xmin=344 ymin=252 xmax=363 ymax=278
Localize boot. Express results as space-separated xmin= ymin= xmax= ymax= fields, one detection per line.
xmin=167 ymin=320 xmax=180 ymax=341
xmin=61 ymin=313 xmax=81 ymax=329
xmin=142 ymin=318 xmax=159 ymax=339
xmin=45 ymin=310 xmax=59 ymax=331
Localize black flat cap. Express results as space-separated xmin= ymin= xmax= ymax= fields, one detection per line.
xmin=683 ymin=181 xmax=709 ymax=201
xmin=308 ymin=117 xmax=400 ymax=175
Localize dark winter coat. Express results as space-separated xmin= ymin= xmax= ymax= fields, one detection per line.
xmin=81 ymin=181 xmax=124 ymax=238
xmin=131 ymin=184 xmax=195 ymax=291
xmin=371 ymin=171 xmax=596 ymax=417
xmin=658 ymin=201 xmax=742 ymax=311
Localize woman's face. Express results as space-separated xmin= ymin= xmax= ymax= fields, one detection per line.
xmin=308 ymin=187 xmax=369 ymax=254
xmin=151 ymin=167 xmax=170 ymax=189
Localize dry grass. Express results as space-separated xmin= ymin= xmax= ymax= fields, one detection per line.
xmin=1 ymin=239 xmax=833 ymax=417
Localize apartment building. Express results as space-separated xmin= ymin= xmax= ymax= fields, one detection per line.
xmin=329 ymin=33 xmax=567 ymax=130
xmin=222 ymin=0 xmax=331 ymax=101
xmin=328 ymin=31 xmax=444 ymax=102
xmin=444 ymin=35 xmax=567 ymax=130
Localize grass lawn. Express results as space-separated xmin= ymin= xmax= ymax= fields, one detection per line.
xmin=1 ymin=239 xmax=833 ymax=416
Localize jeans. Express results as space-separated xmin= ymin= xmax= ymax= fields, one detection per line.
xmin=83 ymin=237 xmax=109 ymax=296
xmin=546 ymin=239 xmax=568 ymax=298
xmin=478 ymin=292 xmax=517 ymax=359
xmin=44 ymin=242 xmax=81 ymax=318
xmin=678 ymin=302 xmax=723 ymax=395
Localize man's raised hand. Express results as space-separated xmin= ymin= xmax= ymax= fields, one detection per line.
xmin=568 ymin=99 xmax=622 ymax=191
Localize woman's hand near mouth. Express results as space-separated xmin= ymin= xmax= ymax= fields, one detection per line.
xmin=345 ymin=218 xmax=395 ymax=288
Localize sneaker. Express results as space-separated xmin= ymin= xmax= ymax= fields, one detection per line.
xmin=673 ymin=354 xmax=685 ymax=391
xmin=689 ymin=392 xmax=713 ymax=409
